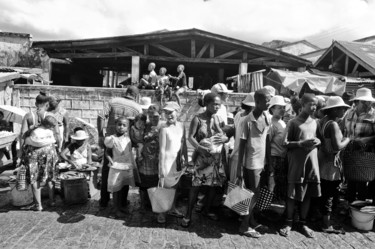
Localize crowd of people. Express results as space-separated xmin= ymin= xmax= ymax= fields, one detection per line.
xmin=15 ymin=81 xmax=375 ymax=239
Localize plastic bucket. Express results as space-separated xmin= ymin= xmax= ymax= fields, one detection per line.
xmin=350 ymin=206 xmax=375 ymax=231
xmin=8 ymin=179 xmax=33 ymax=207
xmin=62 ymin=178 xmax=88 ymax=204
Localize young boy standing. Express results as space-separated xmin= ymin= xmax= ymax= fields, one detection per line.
xmin=237 ymin=88 xmax=272 ymax=238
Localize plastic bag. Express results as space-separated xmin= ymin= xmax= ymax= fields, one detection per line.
xmin=224 ymin=179 xmax=254 ymax=216
xmin=147 ymin=179 xmax=176 ymax=213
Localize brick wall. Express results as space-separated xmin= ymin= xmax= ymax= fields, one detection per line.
xmin=13 ymin=85 xmax=248 ymax=126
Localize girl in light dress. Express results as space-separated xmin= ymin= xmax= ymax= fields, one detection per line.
xmin=105 ymin=116 xmax=136 ymax=218
xmin=157 ymin=102 xmax=188 ymax=223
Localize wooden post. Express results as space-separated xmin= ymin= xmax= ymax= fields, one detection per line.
xmin=210 ymin=44 xmax=214 ymax=58
xmin=106 ymin=70 xmax=110 ymax=87
xmin=131 ymin=56 xmax=140 ymax=83
xmin=218 ymin=68 xmax=224 ymax=82
xmin=191 ymin=39 xmax=196 ymax=58
xmin=345 ymin=55 xmax=349 ymax=75
xmin=239 ymin=63 xmax=248 ymax=75
xmin=110 ymin=71 xmax=115 ymax=88
xmin=115 ymin=71 xmax=119 ymax=87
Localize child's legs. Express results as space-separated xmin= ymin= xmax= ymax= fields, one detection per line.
xmin=320 ymin=180 xmax=340 ymax=220
xmin=47 ymin=180 xmax=55 ymax=202
xmin=174 ymin=87 xmax=186 ymax=106
xmin=202 ymin=186 xmax=218 ymax=213
xmin=242 ymin=168 xmax=262 ymax=227
xmin=120 ymin=185 xmax=130 ymax=208
xmin=185 ymin=186 xmax=200 ymax=220
xmin=31 ymin=181 xmax=42 ymax=208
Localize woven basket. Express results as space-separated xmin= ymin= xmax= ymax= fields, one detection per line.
xmin=343 ymin=151 xmax=375 ymax=182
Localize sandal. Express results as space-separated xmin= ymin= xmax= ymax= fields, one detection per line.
xmin=253 ymin=224 xmax=269 ymax=233
xmin=168 ymin=209 xmax=184 ymax=218
xmin=21 ymin=203 xmax=36 ymax=210
xmin=32 ymin=206 xmax=43 ymax=212
xmin=322 ymin=226 xmax=345 ymax=234
xmin=181 ymin=218 xmax=191 ymax=228
xmin=279 ymin=225 xmax=292 ymax=237
xmin=202 ymin=211 xmax=218 ymax=221
xmin=300 ymin=224 xmax=315 ymax=238
xmin=240 ymin=228 xmax=262 ymax=238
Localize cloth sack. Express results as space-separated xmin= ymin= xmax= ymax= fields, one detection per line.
xmin=16 ymin=165 xmax=28 ymax=191
xmin=147 ymin=179 xmax=176 ymax=213
xmin=255 ymin=187 xmax=274 ymax=211
xmin=224 ymin=180 xmax=254 ymax=216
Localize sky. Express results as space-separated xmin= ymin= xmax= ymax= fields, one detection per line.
xmin=0 ymin=0 xmax=374 ymax=48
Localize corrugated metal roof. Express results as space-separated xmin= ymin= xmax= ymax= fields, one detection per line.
xmin=336 ymin=41 xmax=375 ymax=75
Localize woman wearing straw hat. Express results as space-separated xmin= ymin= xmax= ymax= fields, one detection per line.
xmin=318 ymin=96 xmax=350 ymax=233
xmin=266 ymin=95 xmax=288 ymax=202
xmin=343 ymin=87 xmax=375 ymax=203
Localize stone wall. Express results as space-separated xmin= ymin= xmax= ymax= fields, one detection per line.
xmin=13 ymin=85 xmax=248 ymax=126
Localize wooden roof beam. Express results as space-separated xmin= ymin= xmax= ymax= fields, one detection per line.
xmin=140 ymin=55 xmax=240 ymax=64
xmin=196 ymin=43 xmax=209 ymax=58
xmin=150 ymin=43 xmax=187 ymax=58
xmin=215 ymin=49 xmax=241 ymax=59
xmin=48 ymin=51 xmax=140 ymax=59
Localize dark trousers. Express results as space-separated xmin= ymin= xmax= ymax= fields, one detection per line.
xmin=99 ymin=149 xmax=130 ymax=207
xmin=320 ymin=179 xmax=340 ymax=215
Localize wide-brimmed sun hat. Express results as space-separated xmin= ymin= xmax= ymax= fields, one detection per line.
xmin=140 ymin=97 xmax=153 ymax=109
xmin=242 ymin=92 xmax=255 ymax=107
xmin=163 ymin=101 xmax=180 ymax=112
xmin=321 ymin=96 xmax=350 ymax=110
xmin=268 ymin=95 xmax=286 ymax=109
xmin=350 ymin=87 xmax=375 ymax=102
xmin=70 ymin=130 xmax=89 ymax=140
xmin=211 ymin=83 xmax=229 ymax=94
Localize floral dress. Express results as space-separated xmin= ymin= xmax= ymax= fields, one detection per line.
xmin=138 ymin=122 xmax=164 ymax=188
xmin=24 ymin=144 xmax=59 ymax=184
xmin=192 ymin=114 xmax=226 ymax=187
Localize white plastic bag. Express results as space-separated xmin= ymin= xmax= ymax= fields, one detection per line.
xmin=147 ymin=179 xmax=176 ymax=213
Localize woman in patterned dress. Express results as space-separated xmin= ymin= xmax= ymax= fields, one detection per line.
xmin=23 ymin=116 xmax=59 ymax=211
xmin=181 ymin=93 xmax=228 ymax=227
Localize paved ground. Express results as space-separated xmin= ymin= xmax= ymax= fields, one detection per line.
xmin=1 ymin=183 xmax=375 ymax=249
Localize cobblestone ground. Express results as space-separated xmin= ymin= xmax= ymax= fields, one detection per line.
xmin=1 ymin=187 xmax=375 ymax=249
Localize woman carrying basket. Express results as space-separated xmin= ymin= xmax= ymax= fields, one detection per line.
xmin=342 ymin=88 xmax=375 ymax=204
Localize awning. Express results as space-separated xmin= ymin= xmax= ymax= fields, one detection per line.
xmin=267 ymin=68 xmax=346 ymax=96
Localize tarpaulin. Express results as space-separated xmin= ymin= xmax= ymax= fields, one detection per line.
xmin=268 ymin=68 xmax=346 ymax=96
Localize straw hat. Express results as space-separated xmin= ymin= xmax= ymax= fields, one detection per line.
xmin=268 ymin=95 xmax=286 ymax=109
xmin=70 ymin=130 xmax=89 ymax=140
xmin=140 ymin=97 xmax=153 ymax=109
xmin=263 ymin=85 xmax=276 ymax=97
xmin=163 ymin=101 xmax=180 ymax=112
xmin=242 ymin=92 xmax=255 ymax=107
xmin=321 ymin=96 xmax=350 ymax=110
xmin=350 ymin=88 xmax=375 ymax=102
